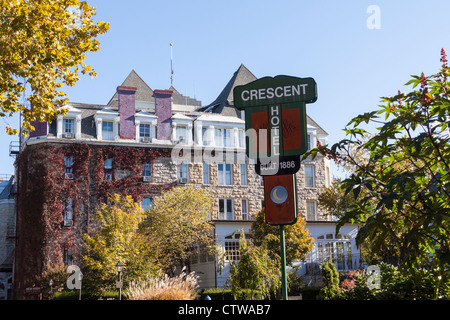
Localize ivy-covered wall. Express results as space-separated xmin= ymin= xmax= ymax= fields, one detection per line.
xmin=14 ymin=141 xmax=174 ymax=297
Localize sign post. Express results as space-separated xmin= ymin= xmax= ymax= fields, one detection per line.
xmin=234 ymin=75 xmax=317 ymax=300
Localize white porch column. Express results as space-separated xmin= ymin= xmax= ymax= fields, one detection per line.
xmin=96 ymin=119 xmax=102 ymax=140
xmin=113 ymin=117 xmax=120 ymax=141
xmin=75 ymin=115 xmax=82 ymax=140
xmin=56 ymin=116 xmax=63 ymax=138
xmin=187 ymin=123 xmax=193 ymax=145
xmin=135 ymin=120 xmax=140 ymax=142
xmin=194 ymin=121 xmax=202 ymax=145
xmin=172 ymin=123 xmax=177 ymax=142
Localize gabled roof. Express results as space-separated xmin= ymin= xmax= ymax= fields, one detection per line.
xmin=107 ymin=70 xmax=154 ymax=107
xmin=307 ymin=115 xmax=328 ymax=135
xmin=107 ymin=70 xmax=201 ymax=109
xmin=169 ymin=85 xmax=201 ymax=108
xmin=200 ymin=64 xmax=257 ymax=117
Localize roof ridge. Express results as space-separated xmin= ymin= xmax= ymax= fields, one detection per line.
xmin=107 ymin=70 xmax=154 ymax=106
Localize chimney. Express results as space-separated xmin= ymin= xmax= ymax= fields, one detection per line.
xmin=117 ymin=86 xmax=137 ymax=139
xmin=154 ymin=89 xmax=173 ymax=140
xmin=29 ymin=120 xmax=49 ymax=138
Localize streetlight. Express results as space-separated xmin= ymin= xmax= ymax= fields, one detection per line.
xmin=49 ymin=279 xmax=53 ymax=300
xmin=78 ymin=271 xmax=83 ymax=300
xmin=116 ymin=261 xmax=124 ymax=300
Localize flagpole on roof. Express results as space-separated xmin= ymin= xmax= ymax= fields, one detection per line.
xmin=170 ymin=43 xmax=173 ymax=87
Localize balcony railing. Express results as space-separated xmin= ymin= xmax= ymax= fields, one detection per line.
xmin=9 ymin=141 xmax=20 ymax=157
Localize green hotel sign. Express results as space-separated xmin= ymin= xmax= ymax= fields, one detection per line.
xmin=234 ymin=75 xmax=317 ymax=108
xmin=233 ymin=75 xmax=317 ymax=175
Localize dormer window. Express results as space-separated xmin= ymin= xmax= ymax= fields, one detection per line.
xmin=94 ymin=108 xmax=119 ymax=141
xmin=140 ymin=124 xmax=151 ymax=139
xmin=102 ymin=121 xmax=114 ymax=141
xmin=176 ymin=126 xmax=187 ymax=144
xmin=63 ymin=119 xmax=75 ymax=137
xmin=171 ymin=114 xmax=193 ymax=145
xmin=57 ymin=105 xmax=82 ymax=139
xmin=135 ymin=111 xmax=157 ymax=143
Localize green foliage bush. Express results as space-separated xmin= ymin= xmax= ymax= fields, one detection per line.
xmin=287 ymin=270 xmax=306 ymax=296
xmin=53 ymin=290 xmax=119 ymax=300
xmin=342 ymin=263 xmax=450 ymax=300
xmin=200 ymin=288 xmax=263 ymax=300
xmin=300 ymin=286 xmax=322 ymax=300
xmin=319 ymin=261 xmax=342 ymax=300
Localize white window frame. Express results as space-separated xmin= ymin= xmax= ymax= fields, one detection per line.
xmin=305 ymin=165 xmax=315 ymax=188
xmin=135 ymin=111 xmax=157 ymax=143
xmin=94 ymin=108 xmax=119 ymax=141
xmin=102 ymin=121 xmax=114 ymax=141
xmin=202 ymin=127 xmax=212 ymax=146
xmin=139 ymin=123 xmax=152 ymax=138
xmin=142 ymin=161 xmax=152 ymax=181
xmin=219 ymin=198 xmax=234 ymax=220
xmin=63 ymin=198 xmax=73 ymax=226
xmin=306 ymin=200 xmax=317 ymax=221
xmin=215 ymin=128 xmax=233 ymax=147
xmin=240 ymin=163 xmax=247 ymax=185
xmin=242 ymin=199 xmax=249 ymax=220
xmin=316 ymin=233 xmax=353 ymax=270
xmin=177 ymin=160 xmax=189 ymax=183
xmin=223 ymin=231 xmax=250 ymax=261
xmin=104 ymin=158 xmax=113 ymax=180
xmin=171 ymin=118 xmax=193 ymax=145
xmin=218 ymin=162 xmax=232 ymax=185
xmin=63 ymin=118 xmax=75 ymax=134
xmin=176 ymin=125 xmax=188 ymax=144
xmin=238 ymin=129 xmax=245 ymax=148
xmin=64 ymin=156 xmax=74 ymax=174
xmin=57 ymin=105 xmax=82 ymax=139
xmin=203 ymin=161 xmax=210 ymax=185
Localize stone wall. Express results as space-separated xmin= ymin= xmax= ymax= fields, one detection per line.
xmin=151 ymin=150 xmax=330 ymax=222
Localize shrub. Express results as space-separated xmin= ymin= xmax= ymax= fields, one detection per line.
xmin=342 ymin=263 xmax=450 ymax=300
xmin=287 ymin=271 xmax=306 ymax=296
xmin=300 ymin=286 xmax=322 ymax=300
xmin=319 ymin=261 xmax=342 ymax=299
xmin=200 ymin=288 xmax=234 ymax=300
xmin=126 ymin=269 xmax=199 ymax=300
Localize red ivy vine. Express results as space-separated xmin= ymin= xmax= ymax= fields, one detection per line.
xmin=16 ymin=141 xmax=175 ymax=289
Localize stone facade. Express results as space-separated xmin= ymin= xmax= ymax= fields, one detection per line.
xmin=10 ymin=66 xmax=339 ymax=296
xmin=0 ymin=177 xmax=15 ymax=300
xmin=148 ymin=147 xmax=330 ymax=222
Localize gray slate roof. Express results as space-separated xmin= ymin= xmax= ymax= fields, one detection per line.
xmin=199 ymin=64 xmax=257 ymax=117
xmin=107 ymin=70 xmax=201 ymax=109
xmin=56 ymin=66 xmax=327 ymax=139
xmin=107 ymin=70 xmax=154 ymax=107
xmin=199 ymin=64 xmax=328 ymax=135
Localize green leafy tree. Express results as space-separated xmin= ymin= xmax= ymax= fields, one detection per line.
xmin=140 ymin=185 xmax=216 ymax=275
xmin=319 ymin=261 xmax=342 ymax=300
xmin=318 ymin=178 xmax=401 ymax=265
xmin=83 ymin=194 xmax=158 ymax=291
xmin=227 ymin=232 xmax=281 ymax=300
xmin=250 ymin=208 xmax=314 ymax=266
xmin=318 ymin=178 xmax=360 ymax=220
xmin=307 ymin=49 xmax=450 ymax=271
xmin=0 ymin=0 xmax=109 ymax=136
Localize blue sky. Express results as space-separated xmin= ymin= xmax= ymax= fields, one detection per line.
xmin=2 ymin=0 xmax=450 ymax=178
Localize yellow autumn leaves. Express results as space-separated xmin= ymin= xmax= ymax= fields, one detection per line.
xmin=0 ymin=0 xmax=109 ymax=136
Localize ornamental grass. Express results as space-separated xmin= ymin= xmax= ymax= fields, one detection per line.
xmin=126 ymin=269 xmax=199 ymax=300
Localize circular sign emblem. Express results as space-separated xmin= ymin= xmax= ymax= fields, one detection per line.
xmin=270 ymin=185 xmax=288 ymax=204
